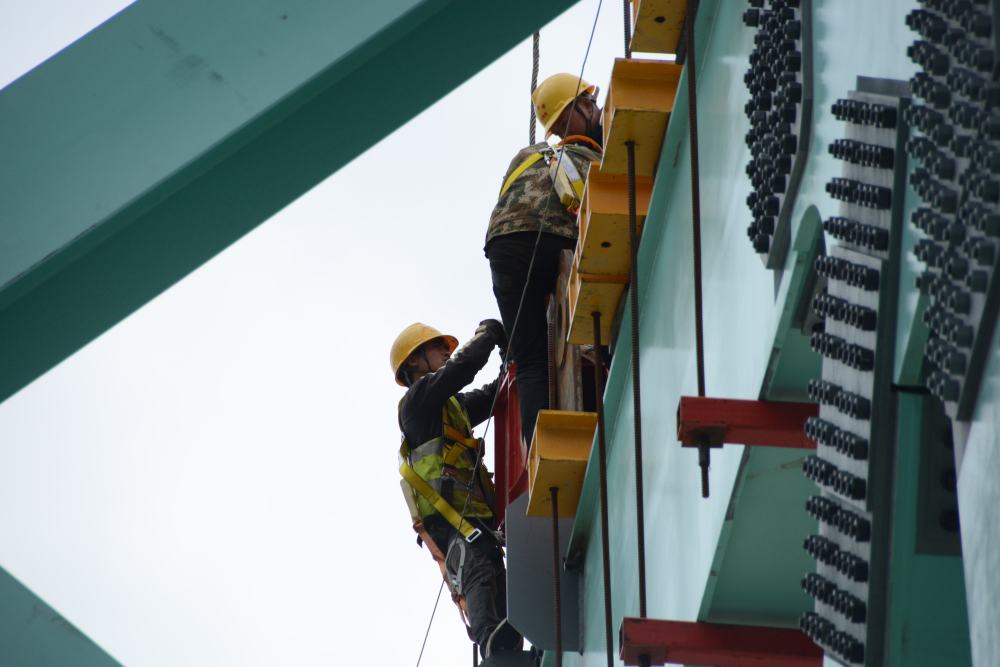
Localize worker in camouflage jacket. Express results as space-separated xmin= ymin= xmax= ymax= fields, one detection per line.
xmin=391 ymin=320 xmax=523 ymax=658
xmin=485 ymin=72 xmax=604 ymax=446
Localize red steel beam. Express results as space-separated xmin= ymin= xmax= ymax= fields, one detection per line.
xmin=676 ymin=396 xmax=818 ymax=449
xmin=620 ymin=618 xmax=823 ymax=667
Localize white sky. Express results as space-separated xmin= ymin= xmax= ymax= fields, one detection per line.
xmin=0 ymin=2 xmax=655 ymax=665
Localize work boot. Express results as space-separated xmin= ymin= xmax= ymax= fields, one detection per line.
xmin=485 ymin=618 xmax=524 ymax=656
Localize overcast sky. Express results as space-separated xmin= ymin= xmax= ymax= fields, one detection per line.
xmin=0 ymin=2 xmax=654 ymax=665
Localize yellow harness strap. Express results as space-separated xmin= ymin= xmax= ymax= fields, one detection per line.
xmin=498 ymin=151 xmax=546 ymax=199
xmin=443 ymin=424 xmax=479 ymax=448
xmin=399 ymin=454 xmax=482 ymax=542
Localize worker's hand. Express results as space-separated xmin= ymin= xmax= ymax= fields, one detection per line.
xmin=476 ymin=318 xmax=508 ymax=349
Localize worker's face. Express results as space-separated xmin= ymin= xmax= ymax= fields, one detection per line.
xmin=552 ymin=93 xmax=602 ymax=138
xmin=406 ymin=338 xmax=452 ymax=375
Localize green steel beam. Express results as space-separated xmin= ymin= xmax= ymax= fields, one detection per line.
xmin=0 ymin=566 xmax=120 ymax=666
xmin=761 ymin=206 xmax=823 ymax=402
xmin=697 ymin=446 xmax=817 ymax=627
xmin=885 ymin=394 xmax=971 ymax=666
xmin=0 ymin=0 xmax=576 ymax=403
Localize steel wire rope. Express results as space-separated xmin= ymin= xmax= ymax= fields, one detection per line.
xmin=412 ymin=3 xmax=604 ymax=664
xmin=530 ymin=31 xmax=540 ymax=145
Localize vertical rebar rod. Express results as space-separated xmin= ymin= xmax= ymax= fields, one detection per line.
xmin=548 ymin=306 xmax=558 ymax=411
xmin=626 ymin=141 xmax=648 ymax=618
xmin=686 ymin=1 xmax=705 ymax=399
xmin=592 ymin=311 xmax=615 ymax=667
xmin=623 ymin=0 xmax=632 ymax=58
xmin=685 ymin=2 xmax=710 ymax=499
xmin=550 ymin=486 xmax=563 ymax=667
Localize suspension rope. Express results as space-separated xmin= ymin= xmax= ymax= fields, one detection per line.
xmin=413 ymin=4 xmax=604 ymax=664
xmin=415 ymin=579 xmax=446 ymax=667
xmin=592 ymin=311 xmax=615 ymax=667
xmin=530 ymin=31 xmax=540 ymax=145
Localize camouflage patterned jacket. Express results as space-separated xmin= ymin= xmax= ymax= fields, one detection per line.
xmin=485 ymin=139 xmax=602 ymax=249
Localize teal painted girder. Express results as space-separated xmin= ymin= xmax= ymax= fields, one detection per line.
xmin=559 ymin=1 xmax=921 ymax=665
xmin=885 ymin=394 xmax=971 ymax=667
xmin=0 ymin=0 xmax=577 ymax=403
xmin=0 ymin=566 xmax=120 ymax=666
xmin=956 ymin=330 xmax=1000 ymax=667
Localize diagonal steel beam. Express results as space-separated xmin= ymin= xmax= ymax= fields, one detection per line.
xmin=0 ymin=0 xmax=577 ymax=403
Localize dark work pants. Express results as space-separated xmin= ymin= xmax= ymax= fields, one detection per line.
xmin=426 ymin=519 xmax=507 ymax=653
xmin=487 ymin=232 xmax=575 ymax=446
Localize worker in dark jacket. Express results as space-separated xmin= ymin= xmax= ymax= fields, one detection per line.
xmin=392 ymin=320 xmax=522 ymax=657
xmin=485 ymin=72 xmax=604 ymax=446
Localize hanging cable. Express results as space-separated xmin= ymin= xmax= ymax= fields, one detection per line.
xmin=592 ymin=311 xmax=615 ymax=667
xmin=415 ymin=579 xmax=446 ymax=667
xmin=530 ymin=31 xmax=540 ymax=145
xmin=683 ymin=1 xmax=710 ymax=497
xmin=412 ymin=4 xmax=604 ymax=664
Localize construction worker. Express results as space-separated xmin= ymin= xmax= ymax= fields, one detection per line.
xmin=485 ymin=73 xmax=604 ymax=446
xmin=392 ymin=320 xmax=523 ymax=657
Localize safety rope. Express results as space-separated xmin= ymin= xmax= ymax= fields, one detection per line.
xmin=413 ymin=4 xmax=604 ymax=664
xmin=530 ymin=31 xmax=540 ymax=145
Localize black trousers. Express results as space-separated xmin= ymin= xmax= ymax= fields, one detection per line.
xmin=425 ymin=518 xmax=507 ymax=652
xmin=487 ymin=232 xmax=576 ymax=446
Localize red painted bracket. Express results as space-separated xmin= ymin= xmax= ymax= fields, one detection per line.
xmin=620 ymin=618 xmax=823 ymax=667
xmin=493 ymin=364 xmax=528 ymax=525
xmin=677 ymin=396 xmax=818 ymax=449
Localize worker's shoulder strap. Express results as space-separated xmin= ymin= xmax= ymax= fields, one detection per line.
xmin=498 ymin=146 xmax=554 ymax=200
xmin=442 ymin=396 xmax=477 ymax=447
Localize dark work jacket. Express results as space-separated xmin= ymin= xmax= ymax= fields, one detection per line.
xmin=398 ymin=329 xmax=500 ymax=447
xmin=399 ymin=329 xmax=501 ymax=533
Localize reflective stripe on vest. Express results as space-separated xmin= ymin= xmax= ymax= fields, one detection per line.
xmin=498 ymin=151 xmax=547 ymax=199
xmin=399 ymin=397 xmax=496 ymax=539
xmin=497 ymin=143 xmax=589 ymax=213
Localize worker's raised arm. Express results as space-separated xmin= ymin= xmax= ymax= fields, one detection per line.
xmin=459 ymin=374 xmax=501 ymax=428
xmin=406 ymin=319 xmax=506 ymax=412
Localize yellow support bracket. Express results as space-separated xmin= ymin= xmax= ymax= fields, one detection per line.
xmin=527 ymin=410 xmax=598 ymax=518
xmin=578 ymin=163 xmax=653 ymax=276
xmin=630 ymin=0 xmax=688 ymax=55
xmin=601 ymin=58 xmax=683 ymax=177
xmin=567 ymin=259 xmax=628 ymax=345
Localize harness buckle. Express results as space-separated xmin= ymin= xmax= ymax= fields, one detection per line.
xmin=465 ymin=527 xmax=482 ymax=543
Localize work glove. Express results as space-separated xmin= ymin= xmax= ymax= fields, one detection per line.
xmin=476 ymin=318 xmax=508 ymax=351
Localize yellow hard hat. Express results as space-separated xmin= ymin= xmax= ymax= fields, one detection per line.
xmin=390 ymin=323 xmax=459 ymax=386
xmin=532 ymin=73 xmax=597 ymax=136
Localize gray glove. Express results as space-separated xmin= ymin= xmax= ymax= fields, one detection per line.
xmin=476 ymin=318 xmax=508 ymax=350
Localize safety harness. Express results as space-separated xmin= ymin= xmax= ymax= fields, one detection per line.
xmin=399 ymin=397 xmax=498 ymax=636
xmin=398 ymin=397 xmax=496 ymax=542
xmin=497 ymin=135 xmax=602 ymax=214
